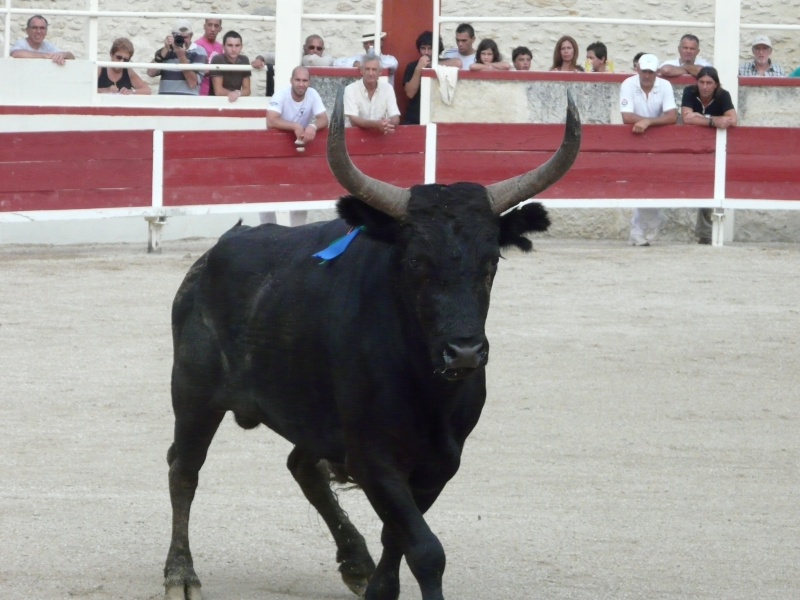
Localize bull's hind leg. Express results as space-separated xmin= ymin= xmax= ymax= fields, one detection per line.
xmin=287 ymin=447 xmax=375 ymax=596
xmin=163 ymin=409 xmax=225 ymax=600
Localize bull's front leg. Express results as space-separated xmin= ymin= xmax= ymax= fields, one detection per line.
xmin=357 ymin=474 xmax=447 ymax=600
xmin=287 ymin=447 xmax=375 ymax=596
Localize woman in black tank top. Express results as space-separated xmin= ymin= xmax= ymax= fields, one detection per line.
xmin=97 ymin=37 xmax=151 ymax=95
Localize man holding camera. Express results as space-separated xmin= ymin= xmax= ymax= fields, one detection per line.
xmin=147 ymin=19 xmax=207 ymax=95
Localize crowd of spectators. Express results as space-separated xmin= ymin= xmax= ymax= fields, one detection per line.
xmin=4 ymin=14 xmax=799 ymax=240
xmin=7 ymin=14 xmax=799 ymax=98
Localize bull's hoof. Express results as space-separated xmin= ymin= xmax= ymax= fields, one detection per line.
xmin=164 ymin=582 xmax=203 ymax=600
xmin=341 ymin=571 xmax=370 ymax=597
xmin=340 ymin=558 xmax=374 ymax=597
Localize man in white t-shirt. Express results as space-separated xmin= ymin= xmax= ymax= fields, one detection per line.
xmin=658 ymin=33 xmax=712 ymax=78
xmin=440 ymin=23 xmax=476 ymax=70
xmin=10 ymin=15 xmax=75 ymax=64
xmin=343 ymin=55 xmax=400 ymax=132
xmin=619 ymin=53 xmax=678 ymax=246
xmin=261 ymin=66 xmax=329 ymax=226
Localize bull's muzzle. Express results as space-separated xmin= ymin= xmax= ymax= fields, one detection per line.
xmin=437 ymin=341 xmax=488 ymax=380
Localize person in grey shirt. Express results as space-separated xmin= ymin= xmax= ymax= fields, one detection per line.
xmin=10 ymin=15 xmax=75 ymax=64
xmin=146 ymin=19 xmax=207 ymax=95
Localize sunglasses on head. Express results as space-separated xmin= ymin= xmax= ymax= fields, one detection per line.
xmin=114 ymin=54 xmax=131 ymax=62
xmin=307 ymin=45 xmax=324 ymax=51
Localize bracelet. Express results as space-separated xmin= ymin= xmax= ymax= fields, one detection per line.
xmin=708 ymin=117 xmax=714 ymax=128
xmin=308 ymin=123 xmax=317 ymax=130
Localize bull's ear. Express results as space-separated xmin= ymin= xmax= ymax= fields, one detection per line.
xmin=337 ymin=196 xmax=401 ymax=243
xmin=498 ymin=202 xmax=551 ymax=251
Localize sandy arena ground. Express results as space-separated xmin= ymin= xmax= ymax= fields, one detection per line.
xmin=1 ymin=237 xmax=798 ymax=600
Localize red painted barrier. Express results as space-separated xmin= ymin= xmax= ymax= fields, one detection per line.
xmin=436 ymin=124 xmax=717 ymax=199
xmin=1 ymin=124 xmax=798 ymax=216
xmin=161 ymin=128 xmax=426 ymax=206
xmin=0 ymin=130 xmax=152 ymax=212
xmin=727 ymin=127 xmax=800 ymax=201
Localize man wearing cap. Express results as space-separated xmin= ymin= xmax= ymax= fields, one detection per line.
xmin=334 ymin=29 xmax=398 ymax=83
xmin=658 ymin=34 xmax=712 ymax=78
xmin=10 ymin=15 xmax=75 ymax=64
xmin=147 ymin=19 xmax=208 ymax=96
xmin=619 ymin=53 xmax=678 ymax=246
xmin=344 ymin=54 xmax=401 ymax=132
xmin=739 ymin=35 xmax=787 ymax=77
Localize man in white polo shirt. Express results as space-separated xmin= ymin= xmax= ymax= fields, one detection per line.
xmin=619 ymin=53 xmax=678 ymax=246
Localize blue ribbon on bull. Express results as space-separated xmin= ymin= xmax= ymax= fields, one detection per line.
xmin=312 ymin=226 xmax=365 ymax=263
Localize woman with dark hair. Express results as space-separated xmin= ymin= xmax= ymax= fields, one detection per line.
xmin=97 ymin=37 xmax=151 ymax=94
xmin=469 ymin=38 xmax=511 ymax=70
xmin=681 ymin=66 xmax=737 ymax=243
xmin=550 ymin=35 xmax=584 ymax=72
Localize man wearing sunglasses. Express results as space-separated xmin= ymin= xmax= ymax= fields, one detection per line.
xmin=10 ymin=15 xmax=74 ymax=64
xmin=147 ymin=19 xmax=208 ymax=96
xmin=300 ymin=34 xmax=334 ymax=67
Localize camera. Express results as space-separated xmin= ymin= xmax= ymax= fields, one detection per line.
xmin=173 ymin=34 xmax=185 ymax=48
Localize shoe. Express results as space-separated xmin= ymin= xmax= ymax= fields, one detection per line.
xmin=698 ymin=237 xmax=711 ymax=245
xmin=629 ymin=234 xmax=650 ymax=247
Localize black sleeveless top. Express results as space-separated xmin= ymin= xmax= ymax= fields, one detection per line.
xmin=98 ymin=67 xmax=133 ymax=91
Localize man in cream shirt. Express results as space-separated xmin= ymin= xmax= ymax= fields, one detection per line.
xmin=343 ymin=55 xmax=400 ymax=133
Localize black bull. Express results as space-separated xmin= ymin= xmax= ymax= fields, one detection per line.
xmin=163 ymin=88 xmax=581 ymax=600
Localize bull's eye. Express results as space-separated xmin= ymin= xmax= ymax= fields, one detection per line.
xmin=407 ymin=258 xmax=423 ymax=271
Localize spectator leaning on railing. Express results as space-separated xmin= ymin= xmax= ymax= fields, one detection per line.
xmin=619 ymin=53 xmax=678 ymax=247
xmin=658 ymin=33 xmax=711 ymax=78
xmin=680 ymin=66 xmax=738 ymax=245
xmin=10 ymin=15 xmax=75 ymax=64
xmin=209 ymin=30 xmax=251 ymax=102
xmin=97 ymin=37 xmax=151 ymax=95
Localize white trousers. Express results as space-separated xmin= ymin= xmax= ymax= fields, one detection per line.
xmin=259 ymin=211 xmax=308 ymax=227
xmin=630 ymin=208 xmax=664 ymax=240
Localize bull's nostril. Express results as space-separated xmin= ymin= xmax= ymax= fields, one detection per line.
xmin=443 ymin=342 xmax=486 ymax=370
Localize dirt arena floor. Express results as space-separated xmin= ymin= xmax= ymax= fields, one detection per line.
xmin=1 ymin=237 xmax=798 ymax=600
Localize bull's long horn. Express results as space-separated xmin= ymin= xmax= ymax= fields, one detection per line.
xmin=326 ymin=86 xmax=411 ymax=218
xmin=486 ymin=91 xmax=582 ymax=215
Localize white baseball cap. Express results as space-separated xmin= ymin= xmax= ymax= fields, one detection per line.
xmin=751 ymin=34 xmax=772 ymax=48
xmin=638 ymin=53 xmax=659 ymax=72
xmin=173 ymin=19 xmax=192 ymax=33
